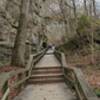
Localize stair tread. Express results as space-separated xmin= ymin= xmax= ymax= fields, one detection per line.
xmin=32 ymin=68 xmax=62 ymax=72
xmin=31 ymin=73 xmax=63 ymax=77
xmin=29 ymin=67 xmax=64 ymax=84
xmin=32 ymin=69 xmax=62 ymax=72
xmin=32 ymin=71 xmax=62 ymax=74
xmin=32 ymin=70 xmax=62 ymax=74
xmin=28 ymin=79 xmax=64 ymax=84
xmin=33 ymin=67 xmax=62 ymax=70
xmin=32 ymin=69 xmax=62 ymax=71
xmin=30 ymin=75 xmax=63 ymax=79
xmin=28 ymin=78 xmax=64 ymax=83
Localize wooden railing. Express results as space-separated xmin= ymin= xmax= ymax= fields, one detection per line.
xmin=54 ymin=50 xmax=62 ymax=64
xmin=54 ymin=50 xmax=99 ymax=100
xmin=0 ymin=49 xmax=47 ymax=100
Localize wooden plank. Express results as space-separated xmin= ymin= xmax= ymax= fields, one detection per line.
xmin=61 ymin=53 xmax=69 ymax=68
xmin=1 ymin=88 xmax=10 ymax=100
xmin=74 ymin=68 xmax=99 ymax=100
xmin=54 ymin=50 xmax=63 ymax=64
xmin=1 ymin=49 xmax=47 ymax=100
xmin=12 ymin=76 xmax=30 ymax=88
xmin=61 ymin=53 xmax=99 ymax=100
xmin=0 ymin=73 xmax=10 ymax=90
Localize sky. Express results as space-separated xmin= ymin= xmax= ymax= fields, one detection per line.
xmin=96 ymin=0 xmax=100 ymax=2
xmin=49 ymin=0 xmax=100 ymax=14
xmin=96 ymin=0 xmax=100 ymax=9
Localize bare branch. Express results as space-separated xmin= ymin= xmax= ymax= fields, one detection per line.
xmin=0 ymin=11 xmax=18 ymax=29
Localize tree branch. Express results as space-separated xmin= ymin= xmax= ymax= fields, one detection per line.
xmin=0 ymin=12 xmax=18 ymax=29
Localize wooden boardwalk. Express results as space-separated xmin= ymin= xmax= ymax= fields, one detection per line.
xmin=14 ymin=49 xmax=77 ymax=100
xmin=36 ymin=49 xmax=61 ymax=67
xmin=14 ymin=83 xmax=76 ymax=100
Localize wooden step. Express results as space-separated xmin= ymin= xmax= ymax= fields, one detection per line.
xmin=28 ymin=77 xmax=64 ymax=84
xmin=28 ymin=67 xmax=64 ymax=84
xmin=33 ymin=67 xmax=62 ymax=70
xmin=32 ymin=70 xmax=62 ymax=74
xmin=32 ymin=67 xmax=62 ymax=74
xmin=30 ymin=74 xmax=64 ymax=79
xmin=31 ymin=73 xmax=63 ymax=77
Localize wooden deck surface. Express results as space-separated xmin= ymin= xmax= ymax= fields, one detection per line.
xmin=13 ymin=49 xmax=77 ymax=100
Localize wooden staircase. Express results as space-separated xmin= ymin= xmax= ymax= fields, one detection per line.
xmin=28 ymin=67 xmax=64 ymax=84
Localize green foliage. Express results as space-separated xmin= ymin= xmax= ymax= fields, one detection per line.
xmin=57 ymin=16 xmax=93 ymax=55
xmin=58 ymin=35 xmax=89 ymax=53
xmin=95 ymin=88 xmax=100 ymax=97
xmin=77 ymin=15 xmax=91 ymax=33
xmin=58 ymin=15 xmax=100 ymax=56
xmin=95 ymin=18 xmax=100 ymax=25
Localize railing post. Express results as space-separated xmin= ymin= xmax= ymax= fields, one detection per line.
xmin=1 ymin=88 xmax=10 ymax=100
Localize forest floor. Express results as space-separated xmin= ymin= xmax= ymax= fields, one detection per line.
xmin=0 ymin=66 xmax=22 ymax=99
xmin=66 ymin=51 xmax=100 ymax=96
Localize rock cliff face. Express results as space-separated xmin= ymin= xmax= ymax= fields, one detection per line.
xmin=0 ymin=0 xmax=100 ymax=44
xmin=0 ymin=0 xmax=66 ymax=45
xmin=0 ymin=0 xmax=67 ymax=67
xmin=0 ymin=0 xmax=20 ymax=42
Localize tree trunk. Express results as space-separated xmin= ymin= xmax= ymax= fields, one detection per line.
xmin=59 ymin=0 xmax=71 ymax=38
xmin=92 ymin=0 xmax=96 ymax=17
xmin=72 ymin=0 xmax=77 ymax=18
xmin=11 ymin=0 xmax=30 ymax=67
xmin=89 ymin=0 xmax=92 ymax=16
xmin=84 ymin=0 xmax=88 ymax=15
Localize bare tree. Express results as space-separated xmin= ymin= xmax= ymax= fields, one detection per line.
xmin=11 ymin=0 xmax=30 ymax=67
xmin=88 ymin=0 xmax=92 ymax=16
xmin=72 ymin=0 xmax=77 ymax=18
xmin=59 ymin=0 xmax=72 ymax=37
xmin=92 ymin=0 xmax=96 ymax=17
xmin=84 ymin=0 xmax=88 ymax=15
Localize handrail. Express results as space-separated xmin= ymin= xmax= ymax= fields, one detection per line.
xmin=54 ymin=50 xmax=99 ymax=100
xmin=1 ymin=48 xmax=47 ymax=100
xmin=54 ymin=50 xmax=62 ymax=63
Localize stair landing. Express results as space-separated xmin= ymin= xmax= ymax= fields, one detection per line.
xmin=14 ymin=83 xmax=76 ymax=100
xmin=35 ymin=49 xmax=61 ymax=67
xmin=13 ymin=49 xmax=77 ymax=100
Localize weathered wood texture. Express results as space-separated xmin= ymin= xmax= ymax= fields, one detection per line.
xmin=1 ymin=49 xmax=47 ymax=100
xmin=61 ymin=53 xmax=99 ymax=100
xmin=54 ymin=51 xmax=99 ymax=100
xmin=54 ymin=50 xmax=62 ymax=64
